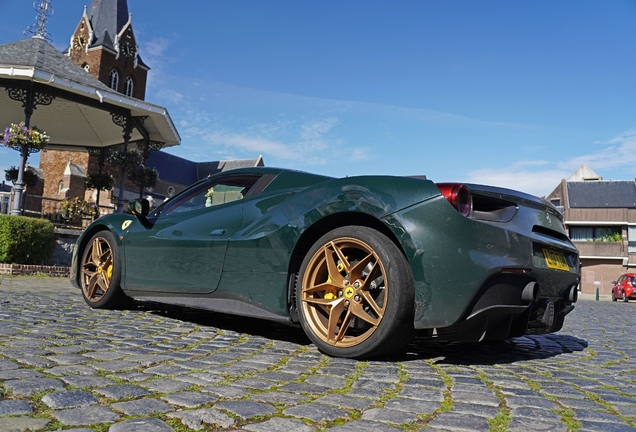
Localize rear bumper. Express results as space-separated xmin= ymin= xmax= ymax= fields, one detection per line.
xmin=417 ymin=270 xmax=578 ymax=342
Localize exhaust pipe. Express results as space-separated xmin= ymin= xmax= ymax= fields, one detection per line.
xmin=567 ymin=284 xmax=578 ymax=303
xmin=521 ymin=281 xmax=539 ymax=303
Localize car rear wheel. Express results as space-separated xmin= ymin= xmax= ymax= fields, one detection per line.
xmin=80 ymin=230 xmax=130 ymax=309
xmin=296 ymin=226 xmax=415 ymax=359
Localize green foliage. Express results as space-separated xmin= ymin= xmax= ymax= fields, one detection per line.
xmin=108 ymin=149 xmax=143 ymax=172
xmin=128 ymin=165 xmax=159 ymax=189
xmin=4 ymin=166 xmax=39 ymax=187
xmin=85 ymin=172 xmax=114 ymax=191
xmin=0 ymin=215 xmax=55 ymax=264
xmin=107 ymin=149 xmax=158 ymax=189
xmin=593 ymin=232 xmax=623 ymax=242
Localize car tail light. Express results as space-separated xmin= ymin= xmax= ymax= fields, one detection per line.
xmin=436 ymin=183 xmax=472 ymax=217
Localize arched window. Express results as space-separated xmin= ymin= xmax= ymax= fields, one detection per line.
xmin=81 ymin=63 xmax=90 ymax=73
xmin=124 ymin=76 xmax=134 ymax=97
xmin=58 ymin=180 xmax=64 ymax=194
xmin=108 ymin=69 xmax=119 ymax=91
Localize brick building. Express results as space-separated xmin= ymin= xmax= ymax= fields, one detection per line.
xmin=36 ymin=0 xmax=152 ymax=212
xmin=547 ymin=164 xmax=636 ymax=296
xmin=65 ymin=0 xmax=148 ymax=100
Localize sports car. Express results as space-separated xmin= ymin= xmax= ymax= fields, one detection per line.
xmin=70 ymin=166 xmax=580 ymax=359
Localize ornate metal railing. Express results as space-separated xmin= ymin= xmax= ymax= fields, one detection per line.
xmin=22 ymin=194 xmax=115 ymax=228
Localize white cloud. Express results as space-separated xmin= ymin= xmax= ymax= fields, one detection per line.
xmin=156 ymin=88 xmax=183 ymax=104
xmin=174 ymin=115 xmax=343 ymax=167
xmin=143 ymin=37 xmax=172 ymax=57
xmin=560 ymin=129 xmax=636 ymax=171
xmin=465 ymin=164 xmax=571 ymax=196
xmin=465 ymin=128 xmax=636 ymax=196
xmin=141 ymin=37 xmax=177 ymax=90
xmin=349 ymin=147 xmax=373 ymax=162
xmin=204 ymin=132 xmax=294 ymax=159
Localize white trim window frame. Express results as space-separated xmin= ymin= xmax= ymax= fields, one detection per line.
xmin=124 ymin=76 xmax=133 ymax=97
xmin=108 ymin=69 xmax=119 ymax=91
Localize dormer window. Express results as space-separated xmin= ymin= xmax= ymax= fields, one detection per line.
xmin=108 ymin=70 xmax=119 ymax=91
xmin=124 ymin=76 xmax=134 ymax=97
xmin=82 ymin=63 xmax=90 ymax=72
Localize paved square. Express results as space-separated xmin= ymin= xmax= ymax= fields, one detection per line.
xmin=0 ymin=276 xmax=634 ymax=431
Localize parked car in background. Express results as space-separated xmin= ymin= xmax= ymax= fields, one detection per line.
xmin=70 ymin=167 xmax=580 ymax=359
xmin=611 ymin=273 xmax=636 ymax=302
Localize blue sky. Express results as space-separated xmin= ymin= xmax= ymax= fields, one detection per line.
xmin=1 ymin=0 xmax=635 ymax=196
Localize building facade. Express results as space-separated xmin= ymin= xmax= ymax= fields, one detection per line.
xmin=37 ymin=0 xmax=150 ymax=212
xmin=547 ymin=165 xmax=636 ymax=296
xmin=66 ymin=0 xmax=148 ymax=100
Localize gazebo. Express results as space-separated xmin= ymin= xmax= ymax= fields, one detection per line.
xmin=0 ymin=36 xmax=180 ymax=215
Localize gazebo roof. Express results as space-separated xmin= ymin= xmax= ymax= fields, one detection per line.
xmin=0 ymin=36 xmax=180 ymax=149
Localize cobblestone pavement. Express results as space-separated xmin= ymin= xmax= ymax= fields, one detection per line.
xmin=0 ymin=276 xmax=634 ymax=432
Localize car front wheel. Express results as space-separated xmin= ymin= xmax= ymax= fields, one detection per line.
xmin=80 ymin=230 xmax=130 ymax=309
xmin=296 ymin=226 xmax=415 ymax=359
xmin=612 ymin=290 xmax=617 ymax=302
xmin=623 ymin=291 xmax=629 ymax=303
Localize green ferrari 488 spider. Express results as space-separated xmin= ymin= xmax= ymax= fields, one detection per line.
xmin=71 ymin=167 xmax=580 ymax=359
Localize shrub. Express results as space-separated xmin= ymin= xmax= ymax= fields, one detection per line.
xmin=0 ymin=215 xmax=55 ymax=264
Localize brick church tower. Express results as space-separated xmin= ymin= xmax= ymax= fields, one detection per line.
xmin=39 ymin=0 xmax=150 ymax=209
xmin=66 ymin=0 xmax=148 ymax=100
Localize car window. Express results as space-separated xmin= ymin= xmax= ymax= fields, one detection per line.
xmin=629 ymin=277 xmax=636 ymax=287
xmin=160 ymin=175 xmax=260 ymax=216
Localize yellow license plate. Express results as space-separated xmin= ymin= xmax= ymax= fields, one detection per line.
xmin=543 ymin=249 xmax=570 ymax=271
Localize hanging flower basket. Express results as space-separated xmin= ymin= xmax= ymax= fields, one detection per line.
xmin=85 ymin=172 xmax=115 ymax=191
xmin=128 ymin=165 xmax=159 ymax=189
xmin=1 ymin=122 xmax=49 ymax=154
xmin=107 ymin=149 xmax=143 ymax=172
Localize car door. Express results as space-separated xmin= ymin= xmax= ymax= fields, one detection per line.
xmin=122 ymin=174 xmax=260 ymax=294
xmin=615 ymin=275 xmax=625 ymax=297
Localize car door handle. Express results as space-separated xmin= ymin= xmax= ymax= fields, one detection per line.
xmin=209 ymin=229 xmax=225 ymax=236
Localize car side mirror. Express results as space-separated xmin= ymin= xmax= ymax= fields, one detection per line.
xmin=127 ymin=199 xmax=153 ymax=229
xmin=128 ymin=199 xmax=149 ymax=217
xmin=611 ymin=281 xmax=617 ymax=285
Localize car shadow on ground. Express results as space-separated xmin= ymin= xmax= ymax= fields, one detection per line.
xmin=398 ymin=333 xmax=589 ymax=365
xmin=128 ymin=299 xmax=588 ymax=365
xmin=129 ymin=299 xmax=312 ymax=346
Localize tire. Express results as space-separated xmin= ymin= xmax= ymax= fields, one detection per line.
xmin=611 ymin=290 xmax=617 ymax=302
xmin=79 ymin=230 xmax=131 ymax=309
xmin=623 ymin=292 xmax=628 ymax=303
xmin=296 ymin=226 xmax=415 ymax=359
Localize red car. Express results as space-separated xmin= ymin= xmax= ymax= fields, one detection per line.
xmin=611 ymin=274 xmax=636 ymax=302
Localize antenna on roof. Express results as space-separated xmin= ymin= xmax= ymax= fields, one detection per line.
xmin=24 ymin=0 xmax=54 ymax=42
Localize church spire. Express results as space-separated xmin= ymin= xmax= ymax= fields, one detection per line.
xmin=68 ymin=0 xmax=149 ymax=100
xmin=86 ymin=0 xmax=130 ymax=51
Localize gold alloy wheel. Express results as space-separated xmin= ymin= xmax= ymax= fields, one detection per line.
xmin=301 ymin=237 xmax=388 ymax=347
xmin=81 ymin=236 xmax=114 ymax=302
